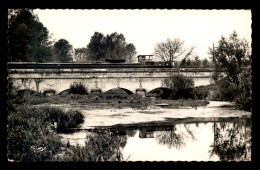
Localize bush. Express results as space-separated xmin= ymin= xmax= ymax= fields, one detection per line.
xmin=17 ymin=89 xmax=38 ymax=97
xmin=67 ymin=130 xmax=127 ymax=162
xmin=7 ymin=105 xmax=85 ymax=161
xmin=43 ymin=89 xmax=56 ymax=96
xmin=69 ymin=82 xmax=88 ymax=95
xmin=209 ymin=78 xmax=237 ymax=101
xmin=37 ymin=107 xmax=85 ymax=130
xmin=163 ymin=74 xmax=195 ymax=99
xmin=7 ymin=106 xmax=61 ymax=161
xmin=104 ymin=88 xmax=129 ymax=100
xmin=57 ymin=109 xmax=84 ymax=130
xmin=194 ymin=86 xmax=210 ymax=100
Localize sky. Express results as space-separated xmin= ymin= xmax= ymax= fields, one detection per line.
xmin=33 ymin=9 xmax=251 ymax=59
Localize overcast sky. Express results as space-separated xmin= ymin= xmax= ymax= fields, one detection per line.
xmin=33 ymin=9 xmax=251 ymax=59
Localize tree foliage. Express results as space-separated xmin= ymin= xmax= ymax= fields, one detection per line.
xmin=163 ymin=74 xmax=195 ymax=99
xmin=155 ymin=125 xmax=196 ymax=150
xmin=209 ymin=120 xmax=251 ymax=161
xmin=7 ymin=78 xmax=85 ymax=161
xmin=209 ymin=31 xmax=251 ymax=110
xmin=52 ymin=39 xmax=73 ymax=62
xmin=74 ymin=47 xmax=88 ymax=62
xmin=177 ymin=57 xmax=213 ymax=68
xmin=202 ymin=58 xmax=210 ymax=68
xmin=86 ymin=32 xmax=106 ymax=61
xmin=85 ymin=32 xmax=137 ymax=62
xmin=153 ymin=38 xmax=195 ymax=62
xmin=8 ymin=9 xmax=52 ymax=62
xmin=69 ymin=82 xmax=88 ymax=95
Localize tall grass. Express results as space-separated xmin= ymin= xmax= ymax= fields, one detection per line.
xmin=7 ymin=104 xmax=85 ymax=161
xmin=60 ymin=130 xmax=127 ymax=162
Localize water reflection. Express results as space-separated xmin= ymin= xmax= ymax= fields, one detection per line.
xmin=154 ymin=124 xmax=196 ymax=150
xmin=61 ymin=118 xmax=251 ymax=161
xmin=209 ymin=119 xmax=251 ymax=161
xmin=155 ymin=126 xmax=185 ymax=149
xmin=139 ymin=127 xmax=155 ymax=138
xmin=84 ymin=130 xmax=127 ymax=161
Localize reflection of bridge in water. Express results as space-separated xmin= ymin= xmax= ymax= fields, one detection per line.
xmin=59 ymin=117 xmax=251 ymax=161
xmin=92 ymin=117 xmax=251 ymax=161
xmin=8 ymin=63 xmax=215 ymax=96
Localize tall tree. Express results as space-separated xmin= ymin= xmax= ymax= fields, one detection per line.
xmin=202 ymin=58 xmax=210 ymax=68
xmin=124 ymin=43 xmax=136 ymax=63
xmin=8 ymin=9 xmax=52 ymax=62
xmin=86 ymin=32 xmax=137 ymax=63
xmin=52 ymin=39 xmax=73 ymax=62
xmin=209 ymin=31 xmax=251 ymax=110
xmin=186 ymin=59 xmax=192 ymax=68
xmin=86 ymin=32 xmax=106 ymax=62
xmin=153 ymin=38 xmax=195 ymax=62
xmin=105 ymin=32 xmax=126 ymax=60
xmin=193 ymin=56 xmax=201 ymax=68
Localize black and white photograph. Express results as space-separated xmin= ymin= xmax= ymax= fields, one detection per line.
xmin=7 ymin=9 xmax=252 ymax=162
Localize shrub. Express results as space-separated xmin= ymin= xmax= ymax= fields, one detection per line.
xmin=163 ymin=74 xmax=195 ymax=99
xmin=69 ymin=110 xmax=84 ymax=126
xmin=7 ymin=105 xmax=85 ymax=161
xmin=43 ymin=89 xmax=56 ymax=96
xmin=37 ymin=107 xmax=85 ymax=130
xmin=8 ymin=106 xmax=61 ymax=161
xmin=17 ymin=89 xmax=38 ymax=97
xmin=69 ymin=82 xmax=88 ymax=95
xmin=68 ymin=130 xmax=127 ymax=162
xmin=194 ymin=86 xmax=210 ymax=100
xmin=208 ymin=78 xmax=237 ymax=101
xmin=104 ymin=89 xmax=129 ymax=100
xmin=57 ymin=109 xmax=84 ymax=130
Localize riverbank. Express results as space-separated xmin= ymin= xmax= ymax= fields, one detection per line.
xmin=58 ymin=100 xmax=251 ymax=159
xmin=8 ymin=93 xmax=251 ymax=162
xmin=46 ymin=101 xmax=250 ymax=130
xmin=20 ymin=92 xmax=210 ymax=108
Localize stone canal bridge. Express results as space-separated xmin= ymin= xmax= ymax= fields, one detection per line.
xmin=8 ymin=63 xmax=215 ymax=95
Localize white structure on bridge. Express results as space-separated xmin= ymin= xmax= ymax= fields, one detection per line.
xmin=8 ymin=67 xmax=215 ymax=95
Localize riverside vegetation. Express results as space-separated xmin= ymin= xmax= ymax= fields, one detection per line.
xmin=7 ymin=73 xmax=247 ymax=161
xmin=7 ymin=79 xmax=86 ymax=161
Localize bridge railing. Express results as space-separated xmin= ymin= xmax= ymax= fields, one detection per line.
xmin=7 ymin=62 xmax=214 ymax=73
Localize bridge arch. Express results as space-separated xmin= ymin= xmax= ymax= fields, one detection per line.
xmin=147 ymin=87 xmax=173 ymax=99
xmin=58 ymin=88 xmax=90 ymax=95
xmin=104 ymin=88 xmax=134 ymax=95
xmin=58 ymin=89 xmax=70 ymax=95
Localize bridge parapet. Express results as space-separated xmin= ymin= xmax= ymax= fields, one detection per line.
xmin=8 ymin=66 xmax=215 ymax=95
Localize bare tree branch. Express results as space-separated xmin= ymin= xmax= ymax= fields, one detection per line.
xmin=153 ymin=38 xmax=195 ymax=62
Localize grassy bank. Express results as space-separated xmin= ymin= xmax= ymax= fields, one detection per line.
xmin=18 ymin=90 xmax=210 ymax=109
xmin=7 ymin=101 xmax=85 ymax=161
xmin=7 ymin=81 xmax=214 ymax=161
xmin=8 ymin=90 xmax=128 ymax=162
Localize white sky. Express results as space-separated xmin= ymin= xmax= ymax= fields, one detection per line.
xmin=33 ymin=9 xmax=251 ymax=59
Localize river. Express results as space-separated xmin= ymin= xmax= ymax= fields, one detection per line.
xmin=55 ymin=101 xmax=251 ymax=161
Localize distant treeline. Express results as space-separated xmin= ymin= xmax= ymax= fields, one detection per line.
xmin=8 ymin=9 xmax=74 ymax=63
xmin=8 ymin=9 xmax=137 ymax=63
xmin=174 ymin=57 xmax=213 ymax=68
xmin=74 ymin=32 xmax=137 ymax=63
